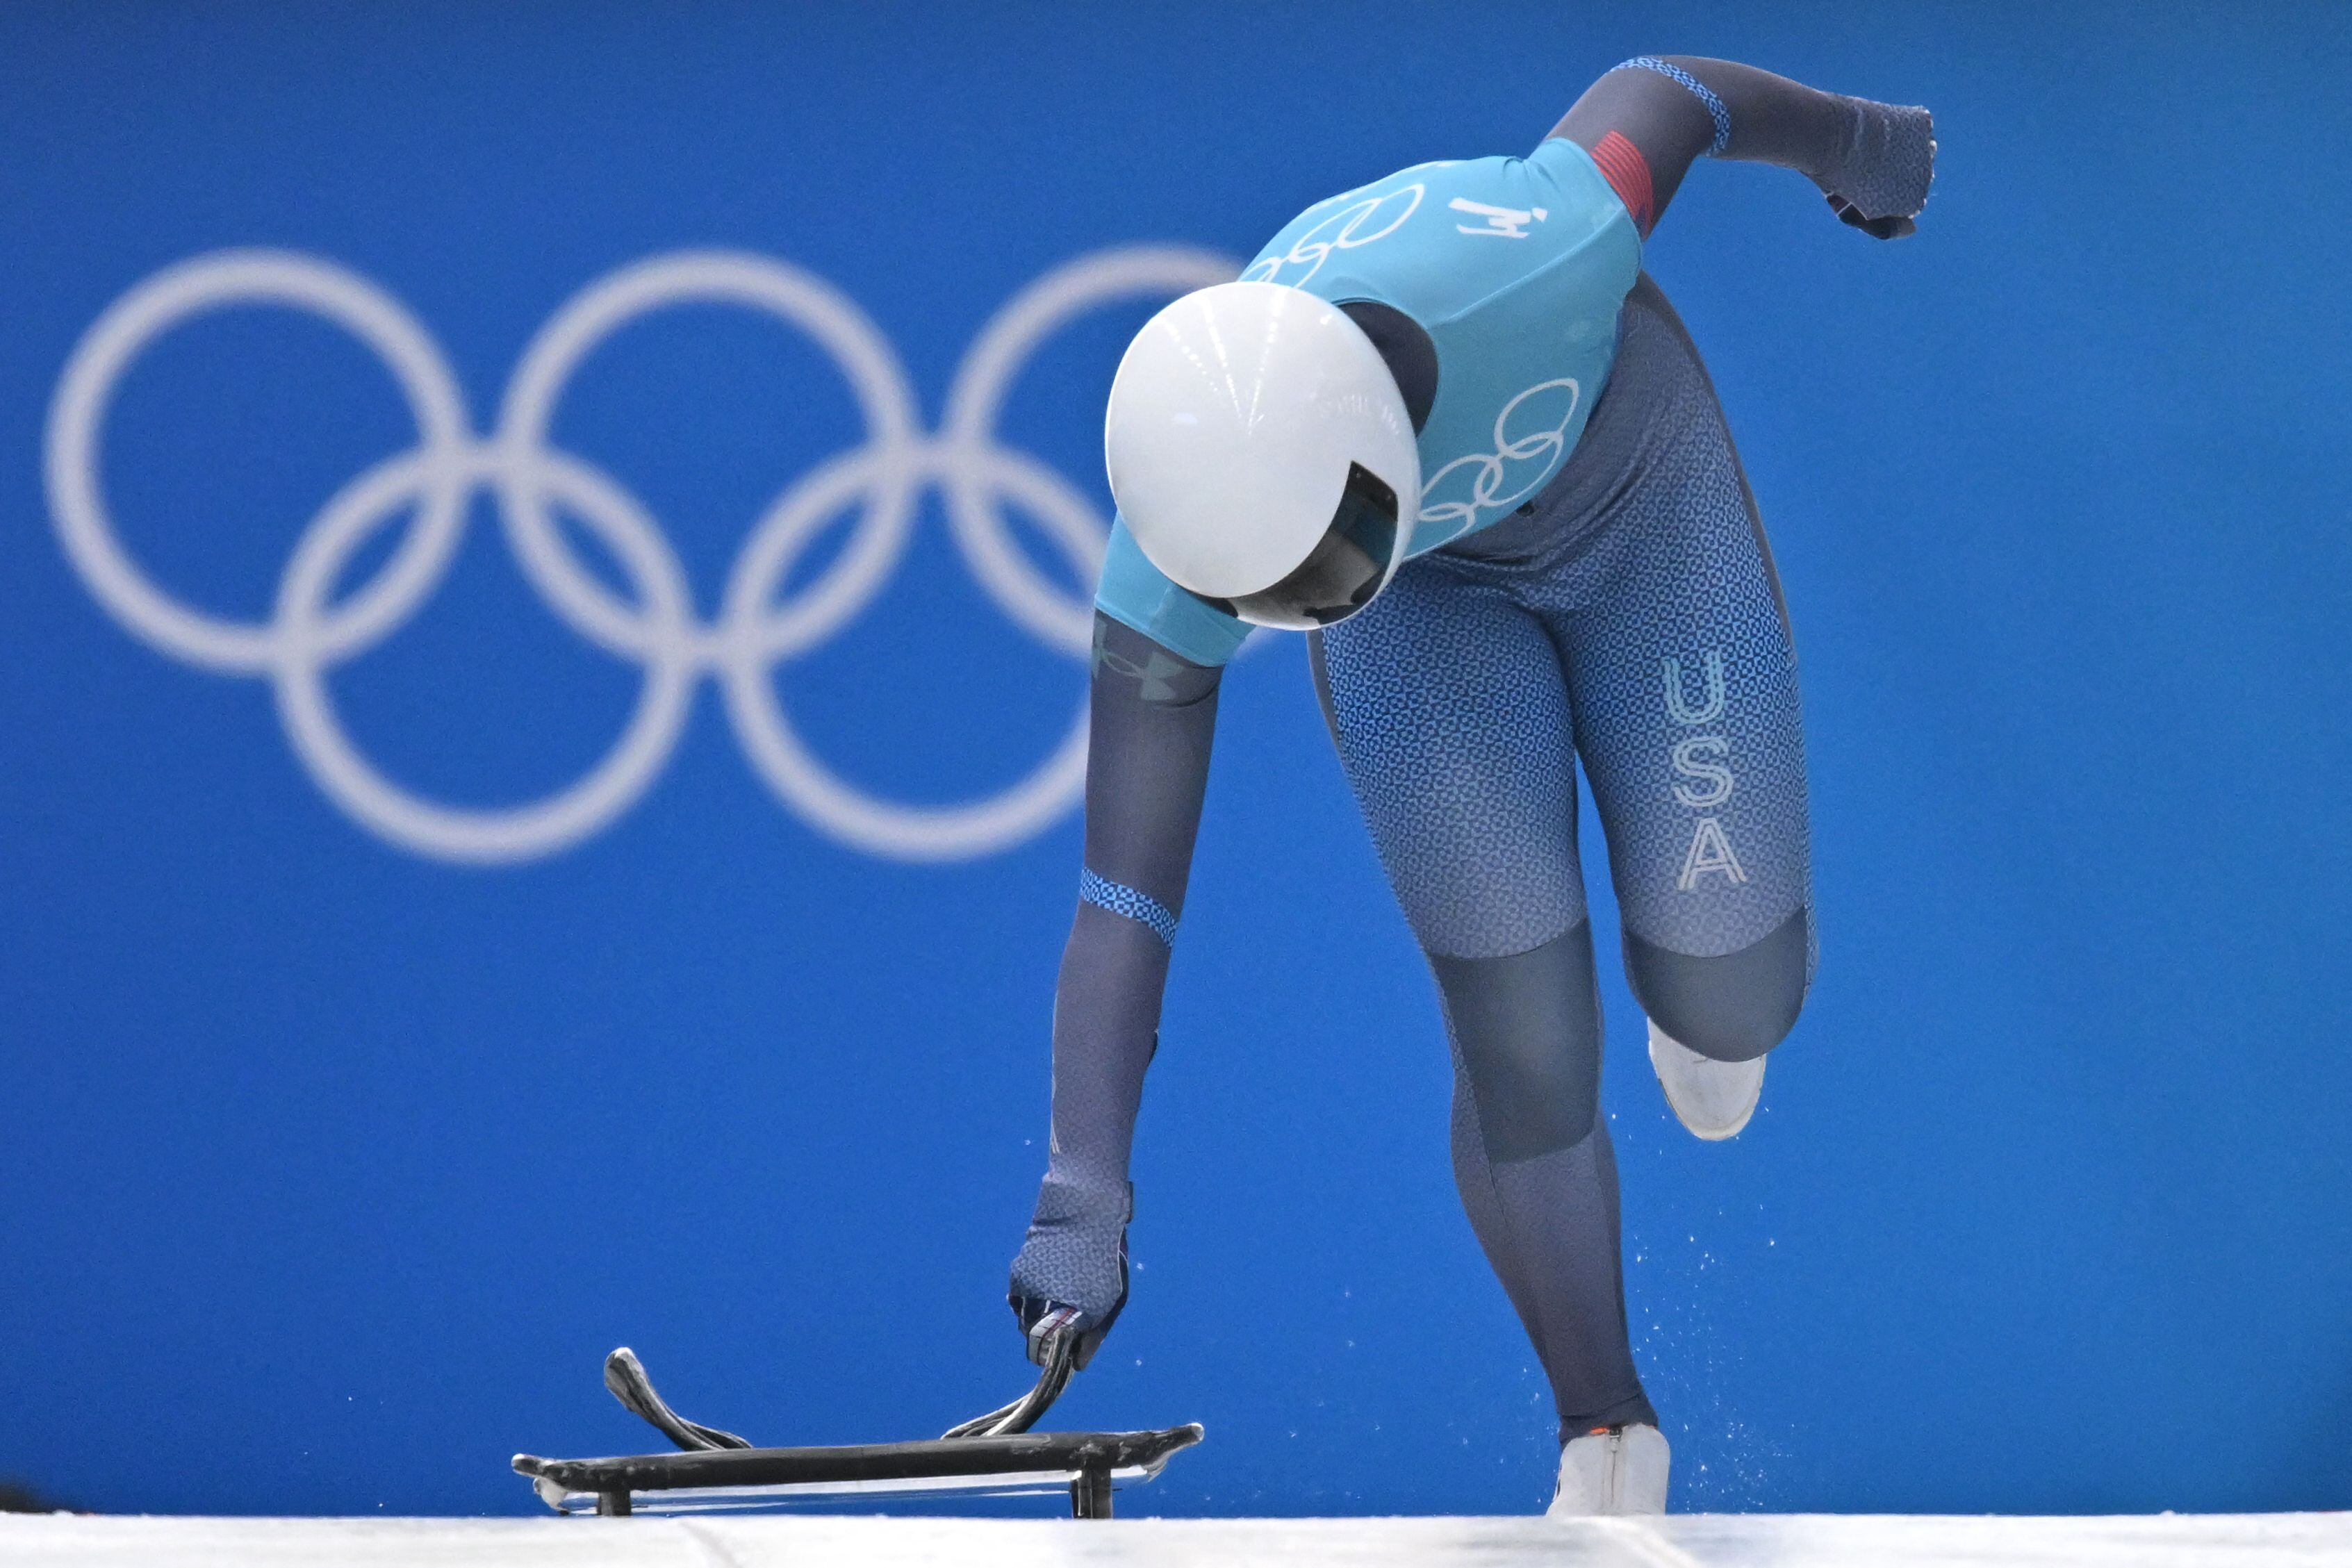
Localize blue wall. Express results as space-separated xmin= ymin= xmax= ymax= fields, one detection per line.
xmin=3 ymin=0 xmax=2348 ymax=1518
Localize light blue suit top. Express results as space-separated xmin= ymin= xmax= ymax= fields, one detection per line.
xmin=1096 ymin=137 xmax=1643 ymax=666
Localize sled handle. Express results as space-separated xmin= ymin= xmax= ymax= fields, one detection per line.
xmin=941 ymin=1328 xmax=1077 ymax=1439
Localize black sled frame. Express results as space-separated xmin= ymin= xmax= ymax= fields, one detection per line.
xmin=514 ymin=1342 xmax=1201 ymax=1519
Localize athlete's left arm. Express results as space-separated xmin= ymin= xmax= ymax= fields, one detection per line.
xmin=1550 ymin=56 xmax=1934 ymax=240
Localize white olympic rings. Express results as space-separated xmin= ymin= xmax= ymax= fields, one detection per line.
xmin=1416 ymin=377 xmax=1585 ymax=534
xmin=1242 ymin=183 xmax=1425 ymax=288
xmin=46 ymin=245 xmax=1237 ymax=864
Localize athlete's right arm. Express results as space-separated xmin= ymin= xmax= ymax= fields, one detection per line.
xmin=1006 ymin=611 xmax=1222 ymax=1364
xmin=1551 ymin=56 xmax=1935 ymax=240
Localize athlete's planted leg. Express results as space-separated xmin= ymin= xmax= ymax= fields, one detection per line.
xmin=1433 ymin=927 xmax=1656 ymax=1436
xmin=1313 ymin=568 xmax=1659 ymax=1448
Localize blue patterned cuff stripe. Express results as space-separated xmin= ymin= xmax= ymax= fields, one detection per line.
xmin=1079 ymin=870 xmax=1178 ymax=947
xmin=1617 ymin=57 xmax=1732 ymax=156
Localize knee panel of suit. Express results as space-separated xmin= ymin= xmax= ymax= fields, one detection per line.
xmin=1429 ymin=923 xmax=1604 ymax=1162
xmin=1623 ymin=903 xmax=1811 ymax=1062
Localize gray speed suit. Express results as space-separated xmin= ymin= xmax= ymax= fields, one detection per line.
xmin=1011 ymin=57 xmax=1934 ymax=1439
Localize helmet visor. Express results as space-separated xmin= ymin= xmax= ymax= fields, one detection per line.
xmin=1210 ymin=463 xmax=1401 ymax=629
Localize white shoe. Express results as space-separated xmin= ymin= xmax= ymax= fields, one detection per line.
xmin=1648 ymin=1021 xmax=1765 ymax=1141
xmin=1547 ymin=1422 xmax=1670 ymax=1515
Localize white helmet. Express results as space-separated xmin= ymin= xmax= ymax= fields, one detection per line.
xmin=1104 ymin=281 xmax=1420 ymax=629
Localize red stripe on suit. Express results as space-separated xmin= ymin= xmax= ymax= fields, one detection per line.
xmin=1590 ymin=130 xmax=1656 ymax=237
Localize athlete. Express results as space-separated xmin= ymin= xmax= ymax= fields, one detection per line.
xmin=1007 ymin=57 xmax=1934 ymax=1515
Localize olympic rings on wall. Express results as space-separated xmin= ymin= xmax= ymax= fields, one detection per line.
xmin=45 ymin=246 xmax=1237 ymax=864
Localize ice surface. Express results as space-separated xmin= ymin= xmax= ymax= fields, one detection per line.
xmin=3 ymin=1512 xmax=2348 ymax=1567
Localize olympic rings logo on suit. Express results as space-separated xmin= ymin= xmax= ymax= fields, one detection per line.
xmin=1241 ymin=182 xmax=1425 ymax=288
xmin=1415 ymin=377 xmax=1584 ymax=534
xmin=45 ymin=245 xmax=1237 ymax=865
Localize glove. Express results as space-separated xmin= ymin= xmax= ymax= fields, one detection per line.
xmin=1820 ymin=99 xmax=1935 ymax=240
xmin=1007 ymin=1171 xmax=1131 ymax=1369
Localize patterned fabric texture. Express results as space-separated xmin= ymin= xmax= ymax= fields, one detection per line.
xmin=1829 ymin=97 xmax=1936 ymax=220
xmin=1008 ymin=1171 xmax=1132 ymax=1324
xmin=1614 ymin=56 xmax=1733 ymax=154
xmin=1313 ymin=272 xmax=1813 ymax=1431
xmin=1319 ymin=276 xmax=1813 ymax=965
xmin=1079 ymin=868 xmax=1179 ymax=948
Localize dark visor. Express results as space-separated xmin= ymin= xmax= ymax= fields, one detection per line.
xmin=1206 ymin=463 xmax=1401 ymax=629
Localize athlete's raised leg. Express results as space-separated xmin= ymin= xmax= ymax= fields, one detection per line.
xmin=1547 ymin=279 xmax=1814 ymax=1075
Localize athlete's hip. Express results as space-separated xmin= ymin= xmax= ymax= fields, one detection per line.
xmin=1431 ymin=274 xmax=1738 ymax=588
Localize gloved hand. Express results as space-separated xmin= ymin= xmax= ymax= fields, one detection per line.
xmin=1819 ymin=99 xmax=1935 ymax=240
xmin=1007 ymin=1171 xmax=1131 ymax=1369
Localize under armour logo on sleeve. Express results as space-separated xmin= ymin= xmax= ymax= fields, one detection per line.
xmin=1092 ymin=618 xmax=1197 ymax=702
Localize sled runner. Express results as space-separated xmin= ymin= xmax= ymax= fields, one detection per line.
xmin=513 ymin=1342 xmax=1202 ymax=1519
